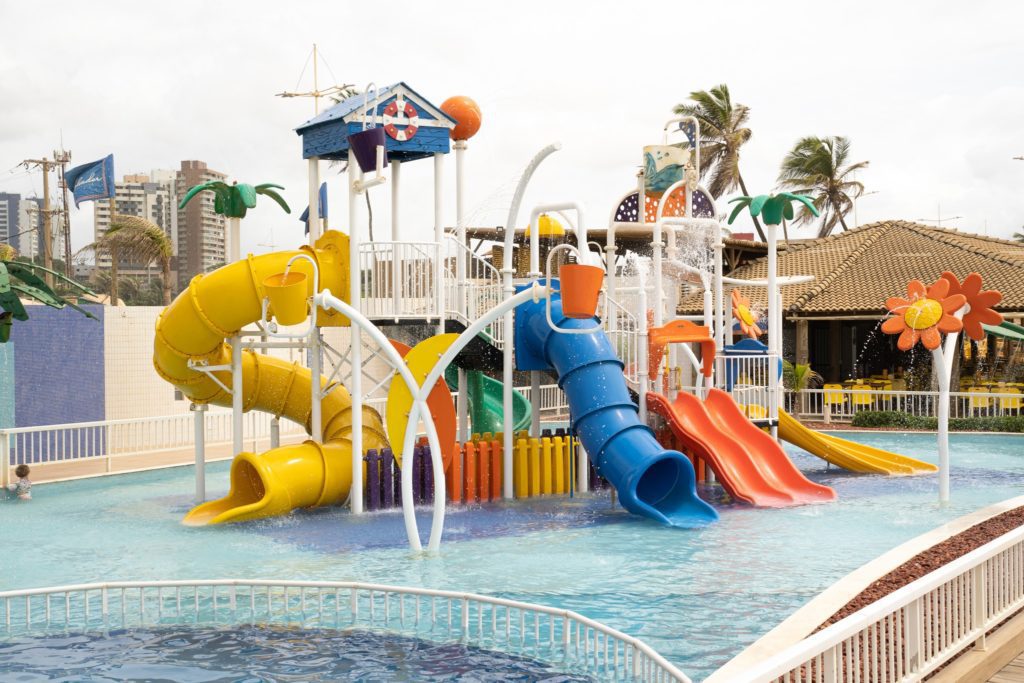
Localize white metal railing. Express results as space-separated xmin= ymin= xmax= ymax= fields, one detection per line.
xmin=517 ymin=383 xmax=569 ymax=415
xmin=0 ymin=579 xmax=689 ymax=682
xmin=602 ymin=293 xmax=641 ymax=384
xmin=0 ymin=412 xmax=301 ymax=478
xmin=787 ymin=388 xmax=1024 ymax=423
xmin=444 ymin=238 xmax=505 ymax=347
xmin=743 ymin=519 xmax=1024 ymax=682
xmin=359 ymin=241 xmax=441 ymax=320
xmin=715 ymin=353 xmax=781 ymax=421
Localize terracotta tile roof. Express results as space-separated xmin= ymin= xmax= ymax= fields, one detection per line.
xmin=678 ymin=221 xmax=1024 ymax=316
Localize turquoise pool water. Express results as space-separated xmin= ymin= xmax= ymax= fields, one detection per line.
xmin=5 ymin=431 xmax=1024 ymax=681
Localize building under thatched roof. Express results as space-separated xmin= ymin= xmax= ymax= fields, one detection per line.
xmin=679 ymin=221 xmax=1024 ymax=384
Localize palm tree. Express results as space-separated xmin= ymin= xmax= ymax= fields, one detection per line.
xmin=1013 ymin=228 xmax=1024 ymax=243
xmin=80 ymin=215 xmax=175 ymax=305
xmin=777 ymin=136 xmax=869 ymax=238
xmin=0 ymin=251 xmax=97 ymax=342
xmin=673 ymin=84 xmax=765 ymax=241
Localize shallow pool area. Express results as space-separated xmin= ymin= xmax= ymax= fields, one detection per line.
xmin=6 ymin=431 xmax=1024 ymax=681
xmin=0 ymin=625 xmax=594 ymax=682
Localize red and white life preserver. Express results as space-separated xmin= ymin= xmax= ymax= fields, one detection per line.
xmin=383 ymin=96 xmax=419 ymax=141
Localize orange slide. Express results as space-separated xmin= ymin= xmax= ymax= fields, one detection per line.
xmin=647 ymin=389 xmax=835 ymax=507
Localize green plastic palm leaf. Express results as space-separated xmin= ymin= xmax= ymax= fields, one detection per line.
xmin=179 ymin=181 xmax=291 ymax=219
xmin=728 ymin=192 xmax=819 ymax=227
xmin=255 ymin=183 xmax=291 ymax=214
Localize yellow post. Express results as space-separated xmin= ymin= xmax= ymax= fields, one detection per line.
xmin=552 ymin=436 xmax=565 ymax=494
xmin=514 ymin=438 xmax=529 ymax=498
xmin=540 ymin=437 xmax=553 ymax=494
xmin=529 ymin=438 xmax=541 ymax=497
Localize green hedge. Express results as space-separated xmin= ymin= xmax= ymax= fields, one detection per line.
xmin=850 ymin=411 xmax=1024 ymax=432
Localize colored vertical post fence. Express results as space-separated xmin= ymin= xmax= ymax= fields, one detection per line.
xmin=477 ymin=442 xmax=490 ymax=502
xmin=528 ymin=438 xmax=541 ymax=497
xmin=382 ymin=448 xmax=395 ymax=508
xmin=447 ymin=443 xmax=463 ymax=505
xmin=364 ymin=449 xmax=381 ymax=511
xmin=464 ymin=442 xmax=478 ymax=503
xmin=552 ymin=436 xmax=565 ymax=494
xmin=412 ymin=445 xmax=423 ymax=505
xmin=514 ymin=437 xmax=529 ymax=498
xmin=540 ymin=437 xmax=553 ymax=494
xmin=489 ymin=440 xmax=502 ymax=500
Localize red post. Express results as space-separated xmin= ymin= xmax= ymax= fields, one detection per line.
xmin=464 ymin=442 xmax=478 ymax=503
xmin=490 ymin=440 xmax=502 ymax=501
xmin=477 ymin=441 xmax=491 ymax=502
xmin=447 ymin=442 xmax=464 ymax=504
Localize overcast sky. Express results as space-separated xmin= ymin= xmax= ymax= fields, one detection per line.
xmin=1 ymin=0 xmax=1022 ymax=259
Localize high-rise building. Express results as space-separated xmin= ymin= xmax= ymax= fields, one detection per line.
xmin=16 ymin=197 xmax=44 ymax=259
xmin=176 ymin=160 xmax=226 ymax=286
xmin=93 ymin=171 xmax=178 ymax=273
xmin=0 ymin=192 xmax=17 ymax=246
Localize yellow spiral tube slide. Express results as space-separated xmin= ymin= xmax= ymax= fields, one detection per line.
xmin=152 ymin=231 xmax=388 ymax=526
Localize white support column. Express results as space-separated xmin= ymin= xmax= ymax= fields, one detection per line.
xmin=227 ymin=216 xmax=241 ymax=263
xmin=434 ymin=152 xmax=445 ymax=336
xmin=454 ymin=141 xmax=469 ymax=443
xmin=638 ymin=271 xmax=650 ymax=424
xmin=231 ymin=336 xmax=243 ymax=456
xmin=348 ymin=148 xmax=363 ymax=515
xmin=766 ymin=224 xmax=780 ymax=440
xmin=308 ymin=157 xmax=321 ymax=245
xmin=714 ymin=221 xmax=725 ymax=352
xmin=192 ymin=403 xmax=206 ymax=503
xmin=390 ymin=160 xmax=401 ymax=241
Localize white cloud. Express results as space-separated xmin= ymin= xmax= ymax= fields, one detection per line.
xmin=0 ymin=0 xmax=1022 ymax=256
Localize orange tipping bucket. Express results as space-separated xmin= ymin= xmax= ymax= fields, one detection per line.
xmin=560 ymin=264 xmax=604 ymax=319
xmin=263 ymin=271 xmax=310 ymax=326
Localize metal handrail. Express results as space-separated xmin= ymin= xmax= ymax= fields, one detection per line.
xmin=742 ymin=522 xmax=1024 ymax=682
xmin=0 ymin=579 xmax=689 ymax=682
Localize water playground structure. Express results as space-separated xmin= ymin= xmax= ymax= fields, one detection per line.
xmin=149 ymin=81 xmax=945 ymax=553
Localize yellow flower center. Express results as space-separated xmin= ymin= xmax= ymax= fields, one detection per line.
xmin=904 ymin=298 xmax=943 ymax=330
xmin=737 ymin=305 xmax=755 ymax=326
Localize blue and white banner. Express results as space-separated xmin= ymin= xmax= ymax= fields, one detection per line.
xmin=300 ymin=182 xmax=328 ymax=234
xmin=64 ymin=154 xmax=115 ymax=207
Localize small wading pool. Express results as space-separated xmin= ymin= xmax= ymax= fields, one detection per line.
xmin=0 ymin=625 xmax=594 ymax=682
xmin=5 ymin=431 xmax=1024 ymax=680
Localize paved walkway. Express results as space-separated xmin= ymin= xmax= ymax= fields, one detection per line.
xmin=990 ymin=651 xmax=1024 ymax=682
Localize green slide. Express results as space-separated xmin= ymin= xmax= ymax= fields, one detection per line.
xmin=445 ymin=366 xmax=532 ymax=435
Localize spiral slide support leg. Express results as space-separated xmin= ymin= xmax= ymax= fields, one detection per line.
xmin=516 ymin=291 xmax=717 ymax=527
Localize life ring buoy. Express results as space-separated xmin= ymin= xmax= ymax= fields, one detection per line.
xmin=383 ymin=97 xmax=419 ymax=142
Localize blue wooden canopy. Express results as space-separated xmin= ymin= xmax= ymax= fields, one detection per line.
xmin=296 ymin=82 xmax=456 ymax=162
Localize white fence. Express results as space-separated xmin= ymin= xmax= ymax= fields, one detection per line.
xmin=0 ymin=387 xmax=569 ymax=486
xmin=443 ymin=238 xmax=506 ymax=348
xmin=359 ymin=241 xmax=441 ymax=321
xmin=743 ymin=520 xmax=1024 ymax=682
xmin=716 ymin=353 xmax=782 ymax=421
xmin=0 ymin=579 xmax=688 ymax=682
xmin=788 ymin=388 xmax=1024 ymax=422
xmin=0 ymin=411 xmax=306 ymax=484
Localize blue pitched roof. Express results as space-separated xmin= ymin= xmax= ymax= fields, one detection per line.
xmin=294 ymin=81 xmax=456 ymax=133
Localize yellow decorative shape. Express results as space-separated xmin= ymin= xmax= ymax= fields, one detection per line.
xmin=904 ymin=298 xmax=942 ymax=330
xmin=524 ymin=213 xmax=564 ymax=238
xmin=385 ymin=333 xmax=458 ymax=465
xmin=737 ymin=305 xmax=755 ymax=327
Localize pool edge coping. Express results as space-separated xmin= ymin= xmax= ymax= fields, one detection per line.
xmin=704 ymin=493 xmax=1024 ymax=683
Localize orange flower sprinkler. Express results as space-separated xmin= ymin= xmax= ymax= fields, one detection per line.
xmin=731 ymin=290 xmax=763 ymax=339
xmin=880 ymin=273 xmax=1003 ymax=504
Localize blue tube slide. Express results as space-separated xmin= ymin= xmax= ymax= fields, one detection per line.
xmin=515 ymin=284 xmax=718 ymax=527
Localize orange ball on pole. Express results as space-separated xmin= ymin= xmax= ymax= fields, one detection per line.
xmin=441 ymin=96 xmax=482 ymax=141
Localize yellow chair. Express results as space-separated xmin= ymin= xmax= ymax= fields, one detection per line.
xmin=999 ymin=388 xmax=1022 ymax=414
xmin=968 ymin=387 xmax=992 ymax=414
xmin=823 ymin=383 xmax=845 ymax=416
xmin=850 ymin=383 xmax=875 ymax=411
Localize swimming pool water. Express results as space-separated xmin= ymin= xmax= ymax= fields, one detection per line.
xmin=0 ymin=625 xmax=594 ymax=682
xmin=5 ymin=431 xmax=1024 ymax=681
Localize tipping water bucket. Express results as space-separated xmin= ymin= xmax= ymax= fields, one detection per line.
xmin=347 ymin=83 xmax=388 ymax=173
xmin=263 ymin=272 xmax=309 ymax=326
xmin=560 ymin=264 xmax=604 ymax=319
xmin=349 ymin=126 xmax=387 ymax=173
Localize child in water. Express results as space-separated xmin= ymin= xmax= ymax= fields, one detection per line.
xmin=7 ymin=464 xmax=31 ymax=500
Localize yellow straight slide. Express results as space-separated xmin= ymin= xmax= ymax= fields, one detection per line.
xmin=778 ymin=410 xmax=937 ymax=475
xmin=153 ymin=231 xmax=388 ymax=526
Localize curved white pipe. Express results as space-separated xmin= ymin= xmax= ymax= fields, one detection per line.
xmin=529 ymin=201 xmax=592 ymax=274
xmin=501 ymin=143 xmax=561 ymax=500
xmin=316 ymin=292 xmax=445 ymax=554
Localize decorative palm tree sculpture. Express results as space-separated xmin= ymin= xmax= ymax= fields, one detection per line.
xmin=881 ymin=272 xmax=1003 ymax=503
xmin=178 ymin=181 xmax=291 ymax=262
xmin=0 ymin=252 xmax=98 ymax=343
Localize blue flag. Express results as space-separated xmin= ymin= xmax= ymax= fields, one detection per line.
xmin=300 ymin=182 xmax=328 ymax=234
xmin=64 ymin=155 xmax=115 ymax=207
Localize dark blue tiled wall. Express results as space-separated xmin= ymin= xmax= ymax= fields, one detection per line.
xmin=13 ymin=305 xmax=105 ymax=427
